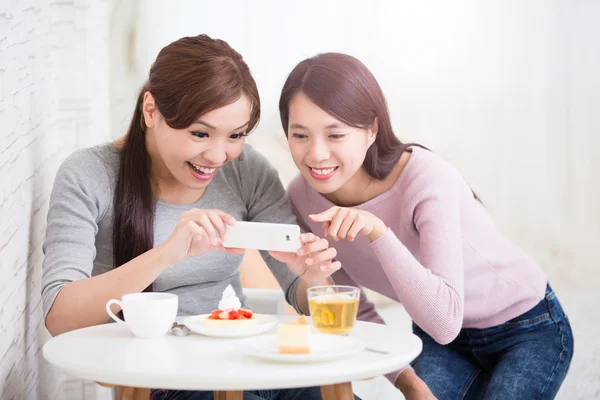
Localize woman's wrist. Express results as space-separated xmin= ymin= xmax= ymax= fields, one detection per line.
xmin=367 ymin=219 xmax=387 ymax=243
xmin=153 ymin=241 xmax=179 ymax=268
xmin=301 ymin=274 xmax=334 ymax=288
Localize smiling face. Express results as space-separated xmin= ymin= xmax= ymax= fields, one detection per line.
xmin=286 ymin=93 xmax=377 ymax=194
xmin=143 ymin=92 xmax=252 ymax=198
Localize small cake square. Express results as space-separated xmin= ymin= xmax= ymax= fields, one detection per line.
xmin=277 ymin=316 xmax=311 ymax=354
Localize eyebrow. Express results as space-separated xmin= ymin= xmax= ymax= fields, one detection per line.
xmin=194 ymin=119 xmax=250 ymax=131
xmin=289 ymin=122 xmax=344 ymax=130
xmin=290 ymin=123 xmax=308 ymax=129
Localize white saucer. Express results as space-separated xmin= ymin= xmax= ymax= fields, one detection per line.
xmin=236 ymin=333 xmax=366 ymax=363
xmin=184 ymin=314 xmax=278 ymax=338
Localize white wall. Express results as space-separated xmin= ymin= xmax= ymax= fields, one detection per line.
xmin=121 ymin=0 xmax=599 ymax=289
xmin=0 ymin=0 xmax=110 ymax=398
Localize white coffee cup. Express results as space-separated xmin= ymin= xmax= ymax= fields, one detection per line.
xmin=106 ymin=293 xmax=178 ymax=338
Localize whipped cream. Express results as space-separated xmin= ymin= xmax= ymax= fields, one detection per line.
xmin=218 ymin=284 xmax=241 ymax=311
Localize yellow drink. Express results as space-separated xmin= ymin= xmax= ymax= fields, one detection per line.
xmin=309 ymin=294 xmax=359 ymax=334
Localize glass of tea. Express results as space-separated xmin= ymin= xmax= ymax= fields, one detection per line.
xmin=307 ymin=285 xmax=360 ymax=335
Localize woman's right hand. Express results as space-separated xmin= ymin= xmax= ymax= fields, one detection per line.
xmin=161 ymin=208 xmax=244 ymax=264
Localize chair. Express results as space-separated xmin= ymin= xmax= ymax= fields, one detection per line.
xmin=242 ymin=287 xmax=285 ymax=315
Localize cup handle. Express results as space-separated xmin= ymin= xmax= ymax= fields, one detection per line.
xmin=106 ymin=299 xmax=126 ymax=324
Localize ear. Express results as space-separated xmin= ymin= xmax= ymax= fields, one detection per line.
xmin=367 ymin=117 xmax=379 ymax=146
xmin=142 ymin=91 xmax=158 ymax=129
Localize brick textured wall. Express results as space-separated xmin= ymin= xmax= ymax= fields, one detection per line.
xmin=0 ymin=0 xmax=109 ymax=398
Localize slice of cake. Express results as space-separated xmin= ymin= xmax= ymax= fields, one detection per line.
xmin=277 ymin=316 xmax=311 ymax=354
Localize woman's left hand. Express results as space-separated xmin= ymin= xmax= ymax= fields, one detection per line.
xmin=269 ymin=233 xmax=341 ymax=286
xmin=309 ymin=206 xmax=387 ymax=243
xmin=395 ymin=369 xmax=437 ymax=400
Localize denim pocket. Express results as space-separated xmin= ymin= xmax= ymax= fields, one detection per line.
xmin=501 ymin=298 xmax=552 ymax=329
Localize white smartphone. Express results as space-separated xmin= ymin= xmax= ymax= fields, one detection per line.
xmin=221 ymin=221 xmax=302 ymax=253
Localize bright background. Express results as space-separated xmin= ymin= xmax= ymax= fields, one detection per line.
xmin=0 ymin=1 xmax=598 ymax=398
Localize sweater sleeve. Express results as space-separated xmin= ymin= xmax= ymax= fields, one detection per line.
xmin=369 ymin=165 xmax=465 ymax=345
xmin=41 ymin=149 xmax=113 ymax=323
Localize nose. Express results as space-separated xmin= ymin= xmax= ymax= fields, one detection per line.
xmin=202 ymin=140 xmax=227 ymax=165
xmin=308 ymin=138 xmax=330 ymax=163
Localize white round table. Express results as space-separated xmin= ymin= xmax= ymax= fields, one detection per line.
xmin=43 ymin=316 xmax=422 ymax=400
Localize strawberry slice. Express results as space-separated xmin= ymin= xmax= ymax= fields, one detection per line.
xmin=219 ymin=311 xmax=230 ymax=320
xmin=208 ymin=309 xmax=252 ymax=320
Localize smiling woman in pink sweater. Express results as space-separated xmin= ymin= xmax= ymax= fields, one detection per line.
xmin=278 ymin=53 xmax=574 ymax=400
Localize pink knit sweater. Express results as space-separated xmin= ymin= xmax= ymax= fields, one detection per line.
xmin=288 ymin=147 xmax=547 ymax=345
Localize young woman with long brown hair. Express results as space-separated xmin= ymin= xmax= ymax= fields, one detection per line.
xmin=280 ymin=53 xmax=573 ymax=400
xmin=41 ymin=35 xmax=350 ymax=400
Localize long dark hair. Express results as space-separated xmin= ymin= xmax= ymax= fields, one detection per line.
xmin=112 ymin=35 xmax=261 ymax=290
xmin=279 ymin=52 xmax=480 ymax=200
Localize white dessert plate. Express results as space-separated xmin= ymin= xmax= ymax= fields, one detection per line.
xmin=236 ymin=333 xmax=366 ymax=363
xmin=184 ymin=314 xmax=278 ymax=338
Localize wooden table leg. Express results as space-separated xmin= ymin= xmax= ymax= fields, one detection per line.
xmin=117 ymin=386 xmax=151 ymax=400
xmin=320 ymin=382 xmax=354 ymax=400
xmin=214 ymin=391 xmax=244 ymax=400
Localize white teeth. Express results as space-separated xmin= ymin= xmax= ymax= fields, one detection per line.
xmin=310 ymin=167 xmax=336 ymax=175
xmin=190 ymin=163 xmax=216 ymax=174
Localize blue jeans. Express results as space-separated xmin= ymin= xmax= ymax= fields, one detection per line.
xmin=151 ymin=387 xmax=360 ymax=400
xmin=411 ymin=284 xmax=574 ymax=399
